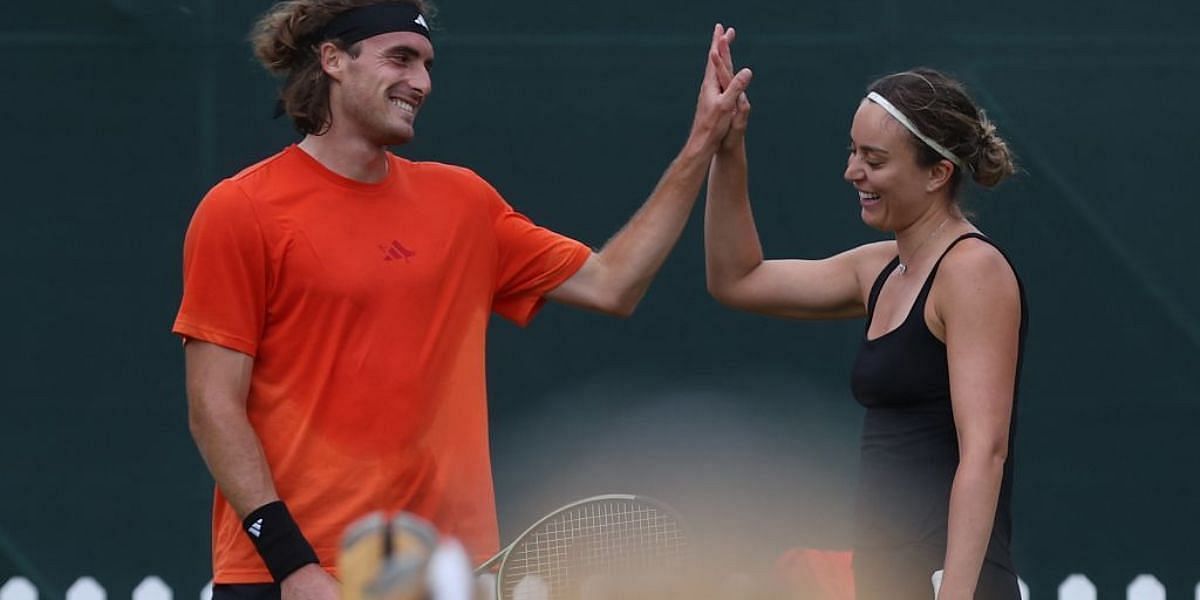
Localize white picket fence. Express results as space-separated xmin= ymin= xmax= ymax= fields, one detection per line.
xmin=0 ymin=578 xmax=211 ymax=600
xmin=1 ymin=574 xmax=1198 ymax=599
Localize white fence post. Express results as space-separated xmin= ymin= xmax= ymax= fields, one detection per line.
xmin=65 ymin=578 xmax=105 ymax=600
xmin=0 ymin=577 xmax=37 ymax=600
xmin=1127 ymin=575 xmax=1165 ymax=600
xmin=200 ymin=581 xmax=212 ymax=600
xmin=1058 ymin=574 xmax=1097 ymax=600
xmin=133 ymin=577 xmax=171 ymax=600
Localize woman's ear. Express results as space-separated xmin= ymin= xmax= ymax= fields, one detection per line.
xmin=926 ymin=159 xmax=955 ymax=193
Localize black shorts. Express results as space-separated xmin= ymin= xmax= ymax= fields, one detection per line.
xmin=211 ymin=584 xmax=279 ymax=600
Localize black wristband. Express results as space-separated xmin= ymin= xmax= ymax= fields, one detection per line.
xmin=242 ymin=501 xmax=319 ymax=582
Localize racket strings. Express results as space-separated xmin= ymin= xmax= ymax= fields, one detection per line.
xmin=500 ymin=500 xmax=686 ymax=598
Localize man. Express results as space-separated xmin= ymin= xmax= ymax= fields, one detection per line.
xmin=173 ymin=1 xmax=751 ymax=599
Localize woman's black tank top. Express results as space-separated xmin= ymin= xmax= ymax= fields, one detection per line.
xmin=849 ymin=233 xmax=1028 ymax=574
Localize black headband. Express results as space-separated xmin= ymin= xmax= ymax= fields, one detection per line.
xmin=308 ymin=2 xmax=431 ymax=46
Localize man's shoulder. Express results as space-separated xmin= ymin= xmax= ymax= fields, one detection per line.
xmin=398 ymin=158 xmax=490 ymax=186
xmin=226 ymin=147 xmax=295 ymax=187
xmin=199 ymin=146 xmax=331 ymax=215
xmin=192 ymin=149 xmax=297 ymax=221
xmin=394 ymin=158 xmax=509 ymax=213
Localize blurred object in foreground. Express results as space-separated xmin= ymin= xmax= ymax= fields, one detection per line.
xmin=339 ymin=511 xmax=473 ymax=600
xmin=776 ymin=548 xmax=855 ymax=600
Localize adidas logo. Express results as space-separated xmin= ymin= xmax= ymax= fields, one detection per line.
xmin=414 ymin=14 xmax=428 ymax=30
xmin=380 ymin=240 xmax=416 ymax=262
xmin=248 ymin=518 xmax=263 ymax=538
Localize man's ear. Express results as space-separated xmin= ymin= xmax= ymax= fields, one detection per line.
xmin=318 ymin=41 xmax=345 ymax=82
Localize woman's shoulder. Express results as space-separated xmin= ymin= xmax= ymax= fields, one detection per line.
xmin=935 ymin=236 xmax=1021 ymax=308
xmin=940 ymin=235 xmax=1016 ymax=280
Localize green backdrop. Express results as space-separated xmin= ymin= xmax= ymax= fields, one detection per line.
xmin=3 ymin=1 xmax=1198 ymax=597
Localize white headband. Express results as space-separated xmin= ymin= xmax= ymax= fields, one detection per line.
xmin=866 ymin=91 xmax=969 ymax=173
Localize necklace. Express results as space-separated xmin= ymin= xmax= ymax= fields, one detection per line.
xmin=897 ymin=216 xmax=952 ymax=275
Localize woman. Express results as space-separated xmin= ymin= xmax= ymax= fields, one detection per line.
xmin=704 ymin=42 xmax=1026 ymax=600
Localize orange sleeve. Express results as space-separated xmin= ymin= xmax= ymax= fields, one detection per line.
xmin=172 ymin=180 xmax=270 ymax=356
xmin=488 ymin=187 xmax=592 ymax=326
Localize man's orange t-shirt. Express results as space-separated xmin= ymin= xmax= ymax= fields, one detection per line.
xmin=173 ymin=145 xmax=591 ymax=583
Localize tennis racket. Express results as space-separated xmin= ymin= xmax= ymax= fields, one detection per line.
xmin=475 ymin=494 xmax=689 ymax=600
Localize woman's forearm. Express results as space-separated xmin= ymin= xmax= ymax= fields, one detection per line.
xmin=704 ymin=139 xmax=765 ymax=301
xmin=938 ymin=452 xmax=1006 ymax=599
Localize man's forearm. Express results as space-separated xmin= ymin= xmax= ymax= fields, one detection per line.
xmin=189 ymin=400 xmax=280 ymax=518
xmin=185 ymin=341 xmax=279 ymax=518
xmin=547 ymin=26 xmax=751 ymax=315
xmin=590 ymin=139 xmax=713 ymax=311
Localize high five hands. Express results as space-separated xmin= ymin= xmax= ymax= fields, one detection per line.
xmin=710 ymin=24 xmax=751 ymax=152
xmin=689 ymin=24 xmax=753 ymax=153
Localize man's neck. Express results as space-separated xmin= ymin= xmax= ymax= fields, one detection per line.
xmin=297 ymin=131 xmax=391 ymax=184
